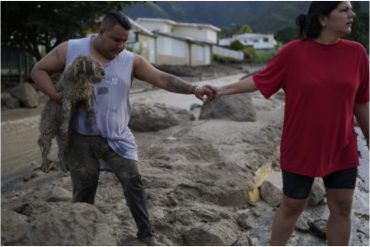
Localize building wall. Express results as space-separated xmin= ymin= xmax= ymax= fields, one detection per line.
xmin=137 ymin=34 xmax=156 ymax=64
xmin=136 ymin=21 xmax=173 ymax=33
xmin=213 ymin=46 xmax=244 ymax=60
xmin=190 ymin=44 xmax=211 ymax=66
xmin=219 ymin=33 xmax=277 ymax=50
xmin=156 ymin=54 xmax=188 ymax=65
xmin=174 ymin=26 xmax=217 ymax=44
xmin=156 ymin=36 xmax=189 ymax=65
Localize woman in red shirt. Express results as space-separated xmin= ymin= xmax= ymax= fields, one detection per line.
xmin=205 ymin=1 xmax=368 ymax=245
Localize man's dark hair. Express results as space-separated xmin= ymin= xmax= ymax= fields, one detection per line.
xmin=296 ymin=1 xmax=341 ymax=39
xmin=101 ymin=11 xmax=131 ymax=31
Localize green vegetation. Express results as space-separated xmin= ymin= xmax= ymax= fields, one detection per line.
xmin=229 ymin=40 xmax=244 ymax=51
xmin=2 ymin=2 xmax=129 ymax=61
xmin=254 ymin=50 xmax=277 ymax=64
xmin=212 ymin=54 xmax=242 ymax=64
xmin=236 ymin=24 xmax=254 ymax=34
xmin=348 ymin=2 xmax=369 ymax=51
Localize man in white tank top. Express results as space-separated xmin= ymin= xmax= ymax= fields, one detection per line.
xmin=31 ymin=11 xmax=214 ymax=245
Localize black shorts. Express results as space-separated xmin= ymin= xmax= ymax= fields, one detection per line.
xmin=282 ymin=167 xmax=357 ymax=199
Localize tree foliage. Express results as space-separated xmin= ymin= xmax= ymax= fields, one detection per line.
xmin=347 ymin=2 xmax=369 ymax=51
xmin=236 ymin=24 xmax=254 ymax=34
xmin=229 ymin=40 xmax=244 ymax=51
xmin=2 ymin=2 xmax=129 ymax=61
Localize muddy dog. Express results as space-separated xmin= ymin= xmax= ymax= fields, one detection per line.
xmin=38 ymin=55 xmax=105 ymax=172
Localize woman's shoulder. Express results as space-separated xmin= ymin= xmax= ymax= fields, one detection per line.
xmin=341 ymin=39 xmax=367 ymax=50
xmin=276 ymin=39 xmax=306 ymax=56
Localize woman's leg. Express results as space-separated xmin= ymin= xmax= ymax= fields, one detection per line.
xmin=270 ymin=170 xmax=314 ymax=245
xmin=325 ymin=188 xmax=354 ymax=245
xmin=323 ymin=167 xmax=357 ymax=246
xmin=270 ymin=195 xmax=308 ymax=245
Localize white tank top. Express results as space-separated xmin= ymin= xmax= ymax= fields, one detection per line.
xmin=66 ymin=36 xmax=138 ymax=161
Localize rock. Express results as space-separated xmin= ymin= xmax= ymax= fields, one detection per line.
xmin=190 ymin=103 xmax=201 ymax=111
xmin=13 ymin=202 xmax=33 ymax=217
xmin=308 ymin=179 xmax=325 ymax=206
xmin=295 ymin=213 xmax=312 ymax=232
xmin=1 ymin=92 xmax=20 ymax=108
xmin=199 ymin=94 xmax=256 ymax=122
xmin=236 ymin=212 xmax=253 ymax=230
xmin=259 ymin=180 xmax=283 ymax=207
xmin=274 ymin=91 xmax=285 ymax=101
xmin=129 ymin=102 xmax=195 ymax=131
xmin=247 ymin=236 xmax=259 ymax=246
xmin=309 ymin=219 xmax=327 ymax=240
xmin=45 ymin=187 xmax=72 ymax=202
xmin=1 ymin=209 xmax=29 ymax=245
xmin=21 ymin=203 xmax=116 ymax=245
xmin=183 ymin=222 xmax=238 ymax=246
xmin=9 ymin=82 xmax=39 ymax=108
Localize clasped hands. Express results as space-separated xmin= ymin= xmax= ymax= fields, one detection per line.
xmin=193 ymin=85 xmax=220 ymax=102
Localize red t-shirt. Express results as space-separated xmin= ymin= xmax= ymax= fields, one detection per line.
xmin=253 ymin=39 xmax=369 ymax=177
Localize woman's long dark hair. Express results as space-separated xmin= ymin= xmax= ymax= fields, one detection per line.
xmin=296 ymin=1 xmax=341 ymax=39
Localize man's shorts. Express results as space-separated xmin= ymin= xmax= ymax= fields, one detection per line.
xmin=282 ymin=167 xmax=357 ymax=199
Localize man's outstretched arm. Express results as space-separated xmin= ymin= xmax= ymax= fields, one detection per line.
xmin=132 ymin=55 xmax=214 ymax=101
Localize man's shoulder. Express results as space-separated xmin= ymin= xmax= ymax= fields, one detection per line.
xmin=67 ymin=36 xmax=90 ymax=45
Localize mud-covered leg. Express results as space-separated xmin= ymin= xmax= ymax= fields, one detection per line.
xmin=56 ymin=134 xmax=69 ymax=172
xmin=38 ymin=134 xmax=53 ymax=173
xmin=60 ymin=99 xmax=72 ymax=136
xmin=85 ymin=96 xmax=95 ymax=127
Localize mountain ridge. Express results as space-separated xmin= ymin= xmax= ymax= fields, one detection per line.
xmin=125 ymin=1 xmax=369 ymax=33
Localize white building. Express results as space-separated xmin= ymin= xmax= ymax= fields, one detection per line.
xmin=219 ymin=33 xmax=277 ymax=50
xmin=136 ymin=18 xmax=220 ymax=44
xmin=127 ymin=17 xmax=244 ymax=65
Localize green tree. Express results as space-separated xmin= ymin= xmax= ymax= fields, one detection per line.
xmin=229 ymin=40 xmax=244 ymax=51
xmin=275 ymin=26 xmax=298 ymax=44
xmin=2 ymin=2 xmax=129 ymax=61
xmin=348 ymin=2 xmax=369 ymax=51
xmin=236 ymin=24 xmax=254 ymax=34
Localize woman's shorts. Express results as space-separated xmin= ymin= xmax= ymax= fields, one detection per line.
xmin=282 ymin=167 xmax=357 ymax=199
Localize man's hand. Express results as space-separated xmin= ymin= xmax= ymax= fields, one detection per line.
xmin=193 ymin=85 xmax=216 ymax=102
xmin=51 ymin=91 xmax=64 ymax=104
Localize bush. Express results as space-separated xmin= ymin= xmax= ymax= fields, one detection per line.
xmin=242 ymin=47 xmax=257 ymax=60
xmin=229 ymin=40 xmax=244 ymax=51
xmin=212 ymin=54 xmax=243 ymax=64
xmin=254 ymin=50 xmax=277 ymax=64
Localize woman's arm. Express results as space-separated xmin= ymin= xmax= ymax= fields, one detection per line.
xmin=206 ymin=75 xmax=258 ymax=98
xmin=354 ymin=102 xmax=369 ymax=147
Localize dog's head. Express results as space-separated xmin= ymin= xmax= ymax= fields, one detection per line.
xmin=69 ymin=55 xmax=105 ymax=84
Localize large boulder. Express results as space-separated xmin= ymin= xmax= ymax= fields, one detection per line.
xmin=9 ymin=82 xmax=39 ymax=108
xmin=129 ymin=102 xmax=195 ymax=131
xmin=1 ymin=92 xmax=20 ymax=109
xmin=199 ymin=94 xmax=256 ymax=122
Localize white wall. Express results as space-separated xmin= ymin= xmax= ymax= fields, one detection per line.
xmin=213 ymin=45 xmax=244 ymax=60
xmin=157 ymin=36 xmax=187 ymax=58
xmin=136 ymin=21 xmax=173 ymax=33
xmin=174 ymin=26 xmax=217 ymax=44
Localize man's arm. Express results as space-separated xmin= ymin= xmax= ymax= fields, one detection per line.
xmin=30 ymin=42 xmax=67 ymax=103
xmin=132 ymin=55 xmax=213 ymax=100
xmin=354 ymin=102 xmax=369 ymax=147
